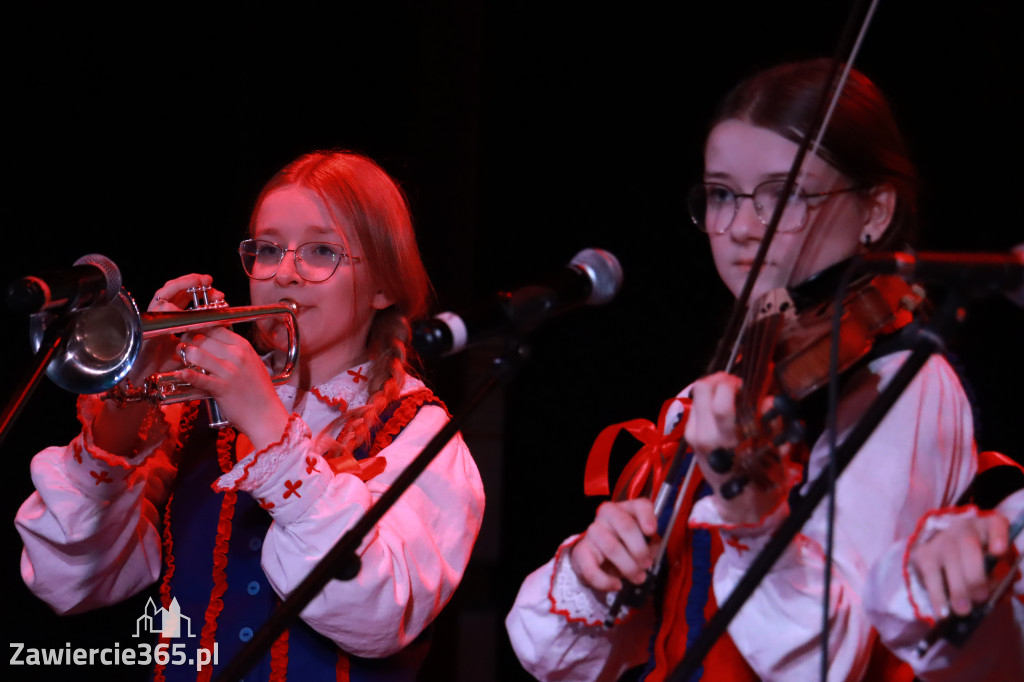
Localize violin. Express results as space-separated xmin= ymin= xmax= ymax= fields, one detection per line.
xmin=602 ymin=263 xmax=927 ymax=623
xmin=714 ymin=268 xmax=926 ymax=498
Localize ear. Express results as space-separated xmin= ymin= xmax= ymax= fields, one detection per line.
xmin=371 ymin=288 xmax=395 ymax=311
xmin=859 ymin=183 xmax=897 ymax=246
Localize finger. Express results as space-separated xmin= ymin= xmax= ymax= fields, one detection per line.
xmin=591 ymin=505 xmax=654 ymax=582
xmin=709 ymin=376 xmax=739 ymax=436
xmin=150 ymin=274 xmax=214 ymax=311
xmin=686 ymin=380 xmax=720 ymax=451
xmin=570 ymin=542 xmax=622 ymax=593
xmin=912 ymin=550 xmax=950 ymax=619
xmin=622 ymin=498 xmax=659 ymax=538
xmin=955 ymin=533 xmax=992 ymax=607
xmin=686 ymin=373 xmax=741 ymax=453
xmin=984 ymin=514 xmax=1010 ymax=557
xmin=581 ymin=518 xmax=643 ymax=581
xmin=606 ymin=512 xmax=656 ymax=572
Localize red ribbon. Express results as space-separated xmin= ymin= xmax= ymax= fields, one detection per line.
xmin=584 ymin=396 xmax=690 ymax=500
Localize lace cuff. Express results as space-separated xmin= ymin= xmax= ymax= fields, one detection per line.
xmin=213 ymin=414 xmax=332 ymax=524
xmin=547 ymin=535 xmax=632 ymax=628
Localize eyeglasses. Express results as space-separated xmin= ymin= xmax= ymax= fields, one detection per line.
xmin=687 ymin=180 xmax=863 ymax=235
xmin=238 ymin=239 xmax=363 ymax=282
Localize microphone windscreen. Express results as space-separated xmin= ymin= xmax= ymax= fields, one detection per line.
xmin=571 ymin=248 xmax=623 ymax=305
xmin=73 ymin=253 xmax=122 ymax=304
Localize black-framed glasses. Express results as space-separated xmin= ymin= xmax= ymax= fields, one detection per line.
xmin=687 ymin=180 xmax=863 ymax=235
xmin=238 ymin=239 xmax=363 ymax=282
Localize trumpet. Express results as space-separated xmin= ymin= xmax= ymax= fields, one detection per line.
xmin=31 ymin=286 xmax=300 ymax=410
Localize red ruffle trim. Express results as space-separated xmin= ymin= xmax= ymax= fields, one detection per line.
xmin=270 ymin=624 xmax=289 ymax=682
xmin=194 ymin=429 xmax=239 ymax=682
xmin=367 ymin=388 xmax=447 ymax=457
xmin=75 ymin=394 xmax=169 ymax=471
xmin=211 ymin=413 xmax=302 ymax=493
xmin=152 ymin=491 xmax=177 ymax=682
xmin=336 ymin=650 xmax=352 ymax=681
xmin=312 ymin=385 xmax=350 ymax=409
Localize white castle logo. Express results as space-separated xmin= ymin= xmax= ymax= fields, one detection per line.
xmin=133 ymin=597 xmax=197 ymax=638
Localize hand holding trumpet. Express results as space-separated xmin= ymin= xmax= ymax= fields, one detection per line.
xmin=90 ymin=273 xmax=297 ymax=454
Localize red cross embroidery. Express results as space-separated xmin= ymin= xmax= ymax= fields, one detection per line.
xmin=258 ymin=498 xmax=275 ymax=510
xmin=283 ymin=479 xmax=303 ymax=499
xmin=347 ymin=367 xmax=367 ymax=384
xmin=725 ymin=536 xmax=750 ymax=554
xmin=90 ymin=470 xmax=113 ymax=485
xmin=305 ymin=456 xmax=320 ymax=475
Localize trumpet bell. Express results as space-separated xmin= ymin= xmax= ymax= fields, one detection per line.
xmin=30 ymin=289 xmax=141 ymax=394
xmin=29 ymin=286 xmax=299 ymax=404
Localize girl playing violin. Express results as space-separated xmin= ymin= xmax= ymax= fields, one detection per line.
xmin=506 ymin=59 xmax=976 ymax=681
xmin=16 ymin=150 xmax=485 ymax=680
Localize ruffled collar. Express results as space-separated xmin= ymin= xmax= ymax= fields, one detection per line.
xmin=274 ymin=361 xmax=373 ymax=420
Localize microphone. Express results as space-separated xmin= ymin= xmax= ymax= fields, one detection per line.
xmin=5 ymin=254 xmax=122 ymax=314
xmin=859 ymin=245 xmax=1024 ymax=307
xmin=413 ymin=248 xmax=623 ymax=357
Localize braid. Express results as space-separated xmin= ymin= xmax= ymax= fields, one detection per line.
xmin=335 ymin=309 xmax=413 ymax=454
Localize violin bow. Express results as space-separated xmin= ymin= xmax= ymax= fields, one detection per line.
xmin=603 ymin=0 xmax=882 ymax=633
xmin=662 ymin=0 xmax=887 ymax=678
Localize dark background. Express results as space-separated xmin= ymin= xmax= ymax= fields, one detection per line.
xmin=2 ymin=2 xmax=1021 ymax=680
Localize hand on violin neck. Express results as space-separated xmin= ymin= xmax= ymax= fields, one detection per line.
xmin=685 ymin=371 xmax=789 ymax=525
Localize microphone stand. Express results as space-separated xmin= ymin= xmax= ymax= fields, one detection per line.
xmin=213 ymin=337 xmax=531 ymax=682
xmin=0 ymin=313 xmax=73 ymax=449
xmin=669 ymin=287 xmax=966 ymax=682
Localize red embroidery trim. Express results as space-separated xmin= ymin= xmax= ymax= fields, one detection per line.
xmin=159 ymin=492 xmax=177 ymax=611
xmin=152 ymin=491 xmax=177 ymax=682
xmin=212 ymin=413 xmax=302 ymax=492
xmin=196 ymin=429 xmax=239 ymax=682
xmin=725 ymin=536 xmax=750 ymax=554
xmin=76 ymin=395 xmax=170 ymax=470
xmin=311 ymin=385 xmax=350 ymax=409
xmin=90 ymin=470 xmax=113 ymax=485
xmin=336 ymin=649 xmax=352 ymax=681
xmin=269 ymin=626 xmax=289 ymax=682
xmin=283 ymin=479 xmax=303 ymax=499
xmin=367 ymin=389 xmax=446 ymax=456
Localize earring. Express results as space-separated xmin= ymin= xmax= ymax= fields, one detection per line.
xmin=861 ymin=233 xmax=873 ymax=246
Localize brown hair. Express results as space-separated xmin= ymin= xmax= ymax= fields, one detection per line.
xmin=712 ymin=58 xmax=918 ymax=250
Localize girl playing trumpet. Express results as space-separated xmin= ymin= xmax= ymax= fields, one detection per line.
xmin=16 ymin=150 xmax=485 ymax=680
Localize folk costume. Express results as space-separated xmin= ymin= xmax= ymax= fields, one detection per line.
xmin=17 ymin=361 xmax=485 ymax=681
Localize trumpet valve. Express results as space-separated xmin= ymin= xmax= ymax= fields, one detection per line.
xmin=187 ymin=285 xmax=228 ymax=310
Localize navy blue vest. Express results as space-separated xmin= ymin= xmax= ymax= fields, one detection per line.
xmin=155 ymin=396 xmax=437 ymax=681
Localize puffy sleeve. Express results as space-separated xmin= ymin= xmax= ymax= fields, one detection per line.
xmin=864 ymin=490 xmax=1024 ymax=681
xmin=689 ymin=352 xmax=977 ymax=681
xmin=15 ymin=395 xmax=180 ymax=614
xmin=214 ymin=402 xmax=485 ymax=658
xmin=505 ymin=535 xmax=655 ymax=681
